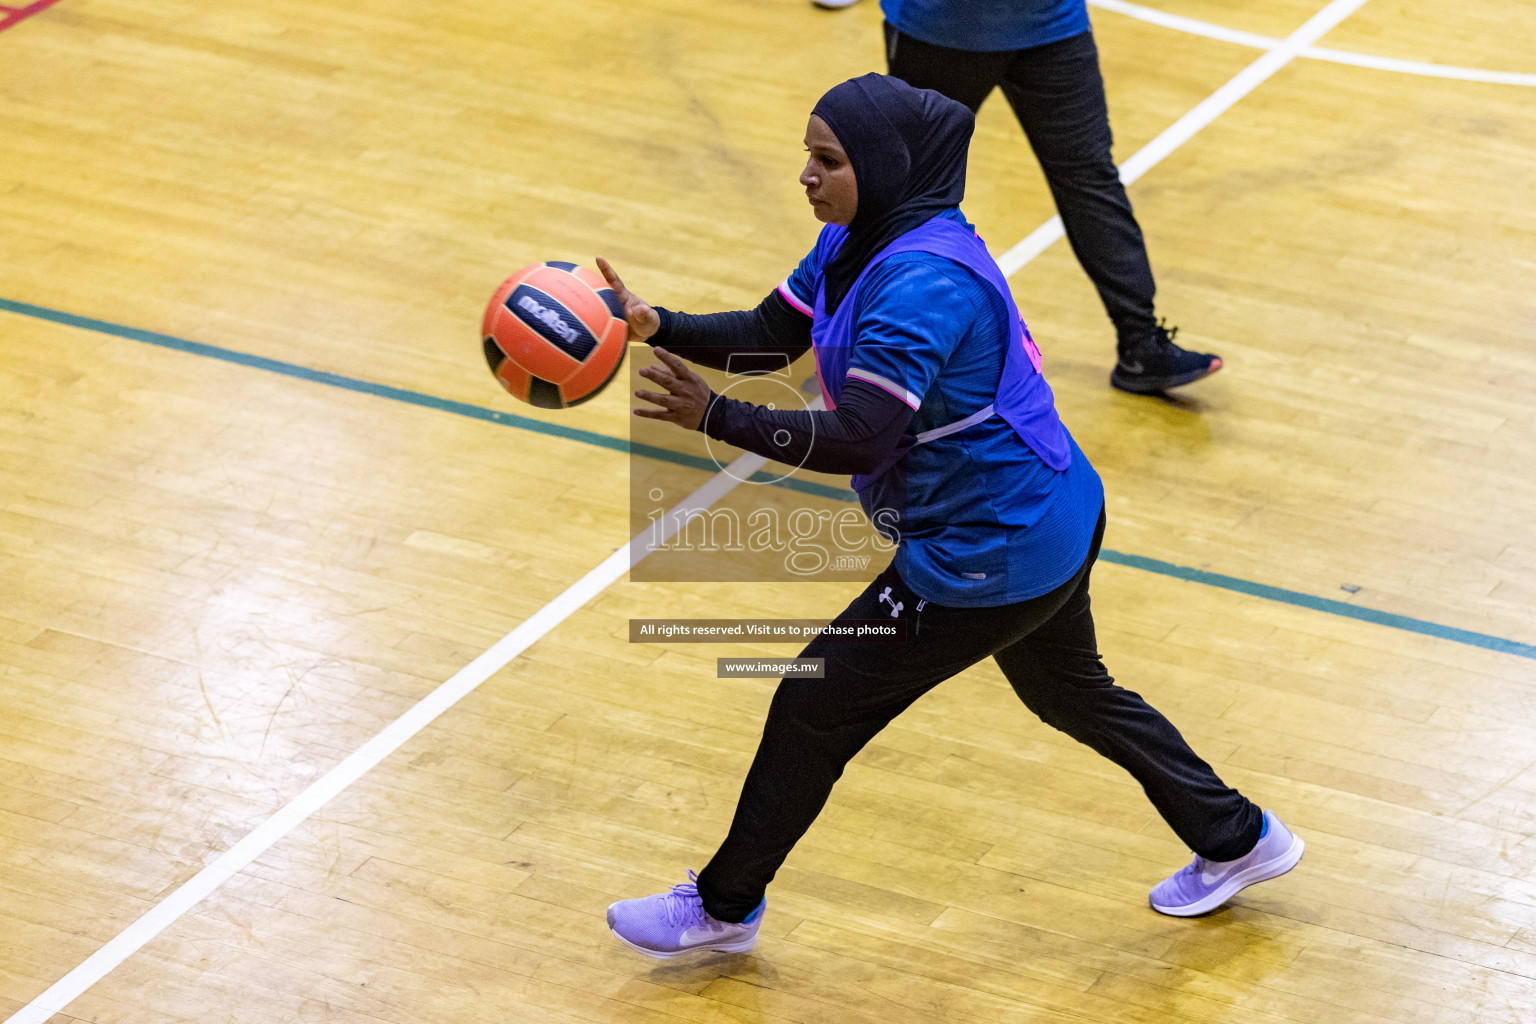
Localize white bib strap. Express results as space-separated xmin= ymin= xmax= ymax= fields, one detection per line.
xmin=914 ymin=403 xmax=995 ymax=445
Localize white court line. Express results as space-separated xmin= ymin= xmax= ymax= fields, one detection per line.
xmin=1302 ymin=46 xmax=1536 ymax=87
xmin=997 ymin=0 xmax=1373 ymax=275
xmin=6 ymin=2 xmax=1370 ymax=1019
xmin=1089 ymin=0 xmax=1280 ymax=50
xmin=1089 ymin=0 xmax=1536 ymax=87
xmin=2 ymin=448 xmax=776 ymax=1024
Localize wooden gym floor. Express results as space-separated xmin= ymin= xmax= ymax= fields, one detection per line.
xmin=3 ymin=0 xmax=1535 ymax=1020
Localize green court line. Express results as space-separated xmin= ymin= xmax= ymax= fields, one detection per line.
xmin=0 ymin=296 xmax=852 ymax=502
xmin=4 ymin=294 xmax=1533 ymax=662
xmin=1096 ymin=551 xmax=1535 ymax=660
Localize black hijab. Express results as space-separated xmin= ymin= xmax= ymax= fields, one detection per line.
xmin=811 ymin=73 xmax=975 ymax=314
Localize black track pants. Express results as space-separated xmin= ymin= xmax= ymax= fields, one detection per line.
xmin=885 ymin=26 xmax=1159 ymax=348
xmin=696 ymin=508 xmax=1261 ymax=922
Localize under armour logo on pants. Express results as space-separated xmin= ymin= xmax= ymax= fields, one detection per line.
xmin=878 ymin=586 xmax=903 ymax=618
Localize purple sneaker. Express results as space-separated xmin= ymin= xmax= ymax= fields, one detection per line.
xmin=1150 ymin=810 xmax=1304 ymax=917
xmin=606 ymin=872 xmax=763 ymax=958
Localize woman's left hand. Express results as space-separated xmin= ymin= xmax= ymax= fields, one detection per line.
xmin=635 ymin=348 xmax=713 ymax=431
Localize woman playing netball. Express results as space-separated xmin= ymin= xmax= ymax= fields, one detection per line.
xmin=596 ymin=74 xmax=1303 ymax=958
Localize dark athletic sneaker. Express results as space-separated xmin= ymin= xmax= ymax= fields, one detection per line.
xmin=1110 ymin=322 xmax=1223 ymax=394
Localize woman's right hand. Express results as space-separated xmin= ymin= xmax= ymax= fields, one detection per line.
xmin=596 ymin=256 xmax=660 ymax=343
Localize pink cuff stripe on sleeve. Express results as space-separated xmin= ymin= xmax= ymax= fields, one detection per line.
xmin=777 ymin=280 xmax=814 ymax=317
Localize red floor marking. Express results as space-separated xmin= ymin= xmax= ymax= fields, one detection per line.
xmin=0 ymin=0 xmax=65 ymax=33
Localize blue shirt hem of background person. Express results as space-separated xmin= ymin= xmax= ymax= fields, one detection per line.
xmin=880 ymin=0 xmax=1091 ymax=54
xmin=785 ymin=207 xmax=1106 ymax=609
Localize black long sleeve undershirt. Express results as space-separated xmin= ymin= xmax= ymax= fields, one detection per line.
xmin=651 ymin=288 xmax=812 ymax=373
xmin=649 ymin=288 xmax=912 ymax=475
xmin=701 ymin=379 xmax=911 ymax=476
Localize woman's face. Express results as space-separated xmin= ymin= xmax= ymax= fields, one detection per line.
xmin=800 ymin=115 xmax=858 ymax=226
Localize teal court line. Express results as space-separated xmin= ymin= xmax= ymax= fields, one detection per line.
xmin=0 ymin=297 xmax=849 ymax=501
xmin=4 ymin=294 xmax=1533 ymax=662
xmin=1096 ymin=551 xmax=1535 ymax=661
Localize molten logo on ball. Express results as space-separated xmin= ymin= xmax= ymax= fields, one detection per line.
xmin=513 ymin=291 xmax=590 ymax=357
xmin=482 ymin=261 xmax=627 ymax=409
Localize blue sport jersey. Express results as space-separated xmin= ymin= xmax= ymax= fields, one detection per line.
xmin=880 ymin=0 xmax=1091 ymax=53
xmin=781 ymin=208 xmax=1105 ymax=607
